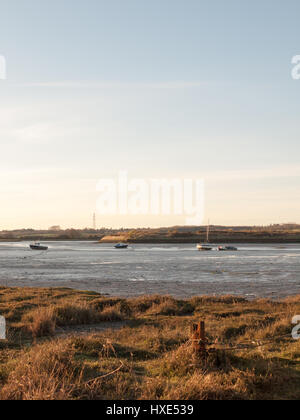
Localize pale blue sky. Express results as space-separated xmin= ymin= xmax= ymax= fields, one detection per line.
xmin=0 ymin=0 xmax=299 ymax=228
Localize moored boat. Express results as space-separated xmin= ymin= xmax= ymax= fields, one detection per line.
xmin=30 ymin=242 xmax=48 ymax=251
xmin=197 ymin=222 xmax=213 ymax=251
xmin=114 ymin=243 xmax=128 ymax=249
xmin=197 ymin=244 xmax=213 ymax=251
xmin=218 ymin=246 xmax=238 ymax=251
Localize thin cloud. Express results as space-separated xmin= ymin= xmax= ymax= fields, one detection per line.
xmin=14 ymin=81 xmax=208 ymax=89
xmin=205 ymin=165 xmax=300 ymax=182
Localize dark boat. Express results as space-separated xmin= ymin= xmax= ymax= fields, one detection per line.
xmin=30 ymin=242 xmax=48 ymax=251
xmin=114 ymin=243 xmax=128 ymax=249
xmin=218 ymin=246 xmax=238 ymax=251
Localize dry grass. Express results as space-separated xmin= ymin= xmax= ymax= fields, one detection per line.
xmin=0 ymin=340 xmax=81 ymax=400
xmin=22 ymin=303 xmax=125 ymax=338
xmin=1 ymin=287 xmax=300 ymax=400
xmin=25 ymin=307 xmax=56 ymax=338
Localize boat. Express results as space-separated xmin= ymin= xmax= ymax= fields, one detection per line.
xmin=218 ymin=246 xmax=238 ymax=251
xmin=114 ymin=243 xmax=128 ymax=249
xmin=197 ymin=223 xmax=213 ymax=251
xmin=30 ymin=242 xmax=48 ymax=251
xmin=197 ymin=244 xmax=213 ymax=251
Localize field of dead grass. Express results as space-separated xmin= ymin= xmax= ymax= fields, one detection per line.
xmin=0 ymin=287 xmax=300 ymax=400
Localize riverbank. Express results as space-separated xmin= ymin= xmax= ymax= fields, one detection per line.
xmin=100 ymin=232 xmax=300 ymax=243
xmin=2 ymin=225 xmax=300 ymax=244
xmin=0 ymin=287 xmax=300 ymax=400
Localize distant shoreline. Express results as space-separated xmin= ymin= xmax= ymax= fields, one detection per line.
xmin=1 ymin=237 xmax=300 ymax=244
xmin=1 ymin=225 xmax=300 ymax=244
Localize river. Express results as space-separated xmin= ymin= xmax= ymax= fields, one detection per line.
xmin=0 ymin=241 xmax=299 ymax=299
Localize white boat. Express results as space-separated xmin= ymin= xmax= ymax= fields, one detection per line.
xmin=197 ymin=244 xmax=213 ymax=251
xmin=197 ymin=223 xmax=213 ymax=251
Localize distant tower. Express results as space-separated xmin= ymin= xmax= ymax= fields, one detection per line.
xmin=93 ymin=213 xmax=96 ymax=230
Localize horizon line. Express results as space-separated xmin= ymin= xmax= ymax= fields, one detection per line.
xmin=1 ymin=222 xmax=299 ymax=232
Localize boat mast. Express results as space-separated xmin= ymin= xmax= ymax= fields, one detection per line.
xmin=206 ymin=220 xmax=210 ymax=243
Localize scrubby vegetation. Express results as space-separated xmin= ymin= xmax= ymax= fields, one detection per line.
xmin=0 ymin=287 xmax=300 ymax=400
xmin=2 ymin=224 xmax=300 ymax=243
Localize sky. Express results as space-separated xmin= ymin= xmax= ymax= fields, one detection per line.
xmin=0 ymin=0 xmax=300 ymax=229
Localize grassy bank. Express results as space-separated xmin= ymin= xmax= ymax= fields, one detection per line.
xmin=107 ymin=228 xmax=300 ymax=244
xmin=2 ymin=225 xmax=300 ymax=244
xmin=0 ymin=287 xmax=300 ymax=400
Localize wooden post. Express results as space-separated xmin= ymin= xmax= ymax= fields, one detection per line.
xmin=191 ymin=321 xmax=207 ymax=359
xmin=199 ymin=321 xmax=206 ymax=355
xmin=191 ymin=323 xmax=200 ymax=354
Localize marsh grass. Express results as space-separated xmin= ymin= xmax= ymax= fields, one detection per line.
xmin=0 ymin=287 xmax=300 ymax=400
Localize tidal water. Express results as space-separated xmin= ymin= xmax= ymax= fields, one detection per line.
xmin=0 ymin=241 xmax=300 ymax=299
